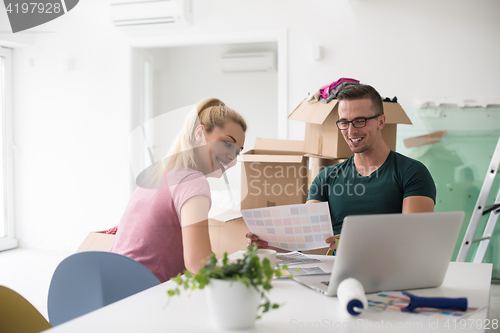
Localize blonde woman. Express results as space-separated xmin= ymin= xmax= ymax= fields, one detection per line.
xmin=110 ymin=98 xmax=247 ymax=283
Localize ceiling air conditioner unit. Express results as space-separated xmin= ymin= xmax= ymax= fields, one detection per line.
xmin=110 ymin=0 xmax=192 ymax=27
xmin=221 ymin=52 xmax=276 ymax=73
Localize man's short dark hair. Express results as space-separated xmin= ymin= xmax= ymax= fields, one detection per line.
xmin=337 ymin=84 xmax=384 ymax=115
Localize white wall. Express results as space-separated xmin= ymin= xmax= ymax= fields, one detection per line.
xmin=4 ymin=0 xmax=500 ymax=250
xmin=189 ymin=0 xmax=500 ymax=140
xmin=134 ymin=44 xmax=278 ymax=209
xmin=147 ymin=43 xmax=278 ymax=160
xmin=0 ymin=7 xmax=34 ymax=47
xmin=10 ymin=0 xmax=131 ymax=250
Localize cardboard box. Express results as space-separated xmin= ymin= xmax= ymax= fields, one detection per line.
xmin=288 ymin=99 xmax=412 ymax=158
xmin=239 ymin=138 xmax=309 ymax=210
xmin=301 ymin=247 xmax=330 ymax=255
xmin=209 ymin=217 xmax=250 ymax=259
xmin=76 ymin=231 xmax=115 ymax=252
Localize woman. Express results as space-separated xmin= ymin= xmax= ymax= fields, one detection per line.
xmin=110 ymin=98 xmax=247 ymax=283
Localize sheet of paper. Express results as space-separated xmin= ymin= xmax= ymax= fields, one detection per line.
xmin=287 ymin=266 xmax=326 ymax=276
xmin=241 ymin=202 xmax=334 ymax=251
xmin=276 ymin=265 xmax=327 ymax=279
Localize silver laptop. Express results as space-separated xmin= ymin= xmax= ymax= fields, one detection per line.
xmin=293 ymin=211 xmax=464 ymax=296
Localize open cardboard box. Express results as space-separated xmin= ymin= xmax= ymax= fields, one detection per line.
xmin=239 ymin=138 xmax=309 ymax=210
xmin=239 ymin=138 xmax=345 ymax=209
xmin=289 ymin=99 xmax=412 ymax=158
xmin=209 ymin=138 xmax=310 ymax=258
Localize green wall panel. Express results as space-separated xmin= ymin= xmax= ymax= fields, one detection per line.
xmin=398 ymin=110 xmax=500 ymax=280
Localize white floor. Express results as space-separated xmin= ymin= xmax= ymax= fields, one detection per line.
xmin=0 ymin=248 xmax=73 ymax=320
xmin=1 ymin=248 xmax=500 ymax=324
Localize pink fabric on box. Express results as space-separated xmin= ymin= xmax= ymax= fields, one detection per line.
xmin=104 ymin=225 xmax=118 ymax=235
xmin=319 ymin=78 xmax=360 ymax=98
xmin=110 ymin=168 xmax=211 ymax=283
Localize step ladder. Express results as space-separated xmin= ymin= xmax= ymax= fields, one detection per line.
xmin=457 ymin=136 xmax=500 ymax=263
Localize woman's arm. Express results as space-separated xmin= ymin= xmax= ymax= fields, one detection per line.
xmin=180 ymin=195 xmax=212 ymax=273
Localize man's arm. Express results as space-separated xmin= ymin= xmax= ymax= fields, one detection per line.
xmin=402 ymin=196 xmax=435 ymax=214
xmin=400 ymin=158 xmax=436 ymax=214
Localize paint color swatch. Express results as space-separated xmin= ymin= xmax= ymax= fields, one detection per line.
xmin=241 ymin=202 xmax=333 ymax=251
xmin=287 ymin=266 xmax=326 ymax=276
xmin=367 ymin=292 xmax=486 ymax=319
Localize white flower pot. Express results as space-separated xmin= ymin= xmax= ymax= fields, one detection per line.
xmin=206 ymin=279 xmax=261 ymax=330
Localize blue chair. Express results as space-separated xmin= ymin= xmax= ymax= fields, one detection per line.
xmin=47 ymin=251 xmax=160 ymax=326
xmin=0 ymin=285 xmax=52 ymax=333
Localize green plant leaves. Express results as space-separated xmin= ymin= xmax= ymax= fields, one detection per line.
xmin=166 ymin=245 xmax=283 ymax=319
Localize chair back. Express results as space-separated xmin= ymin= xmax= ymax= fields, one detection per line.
xmin=0 ymin=285 xmax=52 ymax=333
xmin=48 ymin=251 xmax=160 ymax=326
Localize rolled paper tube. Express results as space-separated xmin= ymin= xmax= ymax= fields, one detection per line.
xmin=337 ymin=278 xmax=367 ymax=316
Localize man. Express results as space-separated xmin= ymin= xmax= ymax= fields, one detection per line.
xmin=247 ymin=84 xmax=436 ymax=251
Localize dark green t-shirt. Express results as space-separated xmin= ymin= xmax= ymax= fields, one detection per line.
xmin=307 ymin=151 xmax=436 ymax=234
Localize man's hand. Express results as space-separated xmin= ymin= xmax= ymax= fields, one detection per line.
xmin=325 ymin=234 xmax=340 ymax=250
xmin=245 ymin=232 xmax=268 ymax=248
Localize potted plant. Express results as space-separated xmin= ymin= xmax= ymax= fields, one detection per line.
xmin=167 ymin=245 xmax=286 ymax=329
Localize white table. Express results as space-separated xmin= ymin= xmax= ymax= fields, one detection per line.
xmin=45 ymin=256 xmax=493 ymax=333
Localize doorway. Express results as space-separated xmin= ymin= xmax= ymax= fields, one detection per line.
xmin=128 ymin=30 xmax=287 ymax=212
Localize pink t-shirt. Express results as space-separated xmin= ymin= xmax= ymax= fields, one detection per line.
xmin=110 ymin=168 xmax=211 ymax=283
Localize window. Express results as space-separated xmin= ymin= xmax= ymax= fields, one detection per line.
xmin=0 ymin=46 xmax=17 ymax=251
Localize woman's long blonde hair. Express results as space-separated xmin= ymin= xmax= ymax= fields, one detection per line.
xmin=160 ymin=98 xmax=247 ymax=174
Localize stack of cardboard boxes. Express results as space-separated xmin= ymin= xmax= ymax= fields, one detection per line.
xmin=209 ymin=138 xmax=310 ymax=257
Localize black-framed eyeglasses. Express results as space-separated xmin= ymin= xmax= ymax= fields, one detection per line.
xmin=336 ymin=114 xmax=381 ymax=130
